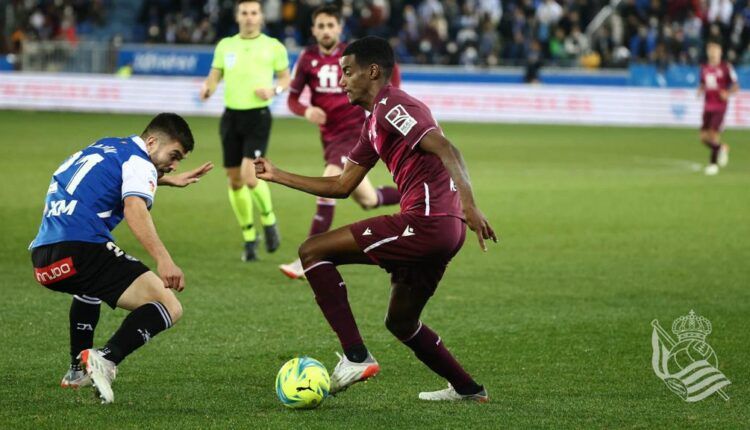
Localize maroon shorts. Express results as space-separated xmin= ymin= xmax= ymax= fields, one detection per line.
xmin=350 ymin=213 xmax=466 ymax=295
xmin=701 ymin=110 xmax=726 ymax=131
xmin=322 ymin=130 xmax=359 ymax=168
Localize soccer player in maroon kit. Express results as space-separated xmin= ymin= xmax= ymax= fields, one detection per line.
xmin=280 ymin=5 xmax=401 ymax=279
xmin=698 ymin=40 xmax=739 ymax=176
xmin=255 ymin=36 xmax=496 ymax=401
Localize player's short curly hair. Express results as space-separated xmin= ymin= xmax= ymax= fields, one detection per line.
xmin=143 ymin=113 xmax=195 ymax=152
xmin=342 ymin=36 xmax=394 ymax=80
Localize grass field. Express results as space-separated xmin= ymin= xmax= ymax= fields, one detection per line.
xmin=0 ymin=110 xmax=748 ymax=429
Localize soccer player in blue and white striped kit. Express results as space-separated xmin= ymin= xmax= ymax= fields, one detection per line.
xmin=29 ymin=113 xmax=212 ymax=404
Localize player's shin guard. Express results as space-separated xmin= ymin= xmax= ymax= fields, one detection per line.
xmin=70 ymin=295 xmax=101 ymax=366
xmin=101 ymin=302 xmax=173 ymax=364
xmin=402 ymin=322 xmax=482 ymax=395
xmin=228 ymin=186 xmax=256 ymax=241
xmin=304 ymin=262 xmax=365 ymax=353
xmin=308 ymin=199 xmax=335 ymax=236
xmin=249 ymin=180 xmax=277 ymax=226
xmin=375 ymin=186 xmax=401 ymax=207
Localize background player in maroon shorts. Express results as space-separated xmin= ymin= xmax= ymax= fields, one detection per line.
xmin=281 ymin=5 xmax=402 ymax=279
xmin=255 ymin=36 xmax=496 ymax=401
xmin=698 ymin=40 xmax=739 ymax=176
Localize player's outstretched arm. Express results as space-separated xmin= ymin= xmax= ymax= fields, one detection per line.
xmin=158 ymin=162 xmax=214 ymax=187
xmin=123 ymin=196 xmax=185 ymax=291
xmin=254 ymin=157 xmax=369 ymax=199
xmin=200 ymin=68 xmax=222 ymax=101
xmin=418 ymin=130 xmax=498 ymax=251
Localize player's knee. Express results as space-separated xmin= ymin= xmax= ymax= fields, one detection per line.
xmin=384 ymin=313 xmax=419 ymax=339
xmin=357 ymin=197 xmax=378 ymax=210
xmin=298 ymin=238 xmax=320 ymax=268
xmin=160 ymin=296 xmax=183 ymax=325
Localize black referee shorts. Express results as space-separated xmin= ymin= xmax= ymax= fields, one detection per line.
xmin=31 ymin=241 xmax=150 ymax=309
xmin=220 ymin=107 xmax=273 ymax=168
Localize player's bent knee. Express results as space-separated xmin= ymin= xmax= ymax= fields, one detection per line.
xmin=298 ymin=238 xmax=319 ymax=267
xmin=384 ymin=314 xmax=419 ymax=339
xmin=162 ymin=297 xmax=183 ymax=325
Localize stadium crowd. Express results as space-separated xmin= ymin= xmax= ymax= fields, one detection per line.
xmin=3 ymin=0 xmax=750 ymax=68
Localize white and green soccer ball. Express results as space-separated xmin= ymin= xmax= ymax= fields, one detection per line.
xmin=275 ymin=356 xmax=330 ymax=409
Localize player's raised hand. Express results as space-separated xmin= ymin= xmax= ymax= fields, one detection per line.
xmin=158 ymin=260 xmax=185 ymax=292
xmin=162 ymin=162 xmax=214 ymax=187
xmin=464 ymin=206 xmax=498 ymax=252
xmin=304 ymin=106 xmax=327 ymax=125
xmin=255 ymin=87 xmax=275 ymax=100
xmin=254 ymin=157 xmax=276 ymax=181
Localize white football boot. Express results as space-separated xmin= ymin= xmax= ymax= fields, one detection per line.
xmin=718 ymin=144 xmax=729 ymax=167
xmin=61 ymin=364 xmax=91 ymax=389
xmin=79 ymin=349 xmax=117 ymax=404
xmin=418 ymin=384 xmax=489 ymax=403
xmin=279 ymin=258 xmax=305 ymax=280
xmin=329 ymin=352 xmax=380 ymax=394
xmin=704 ymin=164 xmax=719 ymax=176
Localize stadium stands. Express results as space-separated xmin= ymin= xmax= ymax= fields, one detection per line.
xmin=3 ymin=0 xmax=750 ymax=68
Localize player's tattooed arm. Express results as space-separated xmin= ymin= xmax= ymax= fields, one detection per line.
xmin=418 ymin=130 xmax=498 ymax=251
xmin=254 ymin=157 xmax=369 ymax=199
xmin=123 ymin=196 xmax=185 ymax=291
xmin=158 ymin=162 xmax=214 ymax=187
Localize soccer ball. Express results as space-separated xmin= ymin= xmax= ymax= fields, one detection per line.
xmin=275 ymin=356 xmax=330 ymax=409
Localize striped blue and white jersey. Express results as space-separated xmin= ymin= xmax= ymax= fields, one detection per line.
xmin=31 ymin=135 xmax=158 ymax=248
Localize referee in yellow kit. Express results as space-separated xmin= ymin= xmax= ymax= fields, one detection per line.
xmin=201 ymin=0 xmax=290 ymax=262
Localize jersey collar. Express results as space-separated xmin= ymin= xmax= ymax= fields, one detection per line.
xmin=130 ymin=135 xmax=148 ymax=154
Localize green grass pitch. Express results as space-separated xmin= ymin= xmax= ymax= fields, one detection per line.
xmin=0 ymin=110 xmax=748 ymax=428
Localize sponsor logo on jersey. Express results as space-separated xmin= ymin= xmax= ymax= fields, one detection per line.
xmin=45 ymin=200 xmax=77 ymax=217
xmin=385 ymin=104 xmax=417 ymax=136
xmin=402 ymin=225 xmax=415 ymax=237
xmin=34 ymin=257 xmax=77 ymax=285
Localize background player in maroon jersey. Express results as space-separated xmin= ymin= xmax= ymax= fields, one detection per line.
xmin=255 ymin=36 xmax=496 ymax=401
xmin=698 ymin=40 xmax=739 ymax=176
xmin=280 ymin=5 xmax=401 ymax=279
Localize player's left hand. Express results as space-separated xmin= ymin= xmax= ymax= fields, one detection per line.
xmin=160 ymin=162 xmax=214 ymax=187
xmin=255 ymin=88 xmax=275 ymax=100
xmin=254 ymin=157 xmax=275 ymax=181
xmin=719 ymin=90 xmax=729 ymax=101
xmin=464 ymin=206 xmax=497 ymax=252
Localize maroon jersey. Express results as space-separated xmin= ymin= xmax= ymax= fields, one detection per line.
xmin=700 ymin=62 xmax=737 ymax=112
xmin=289 ymin=43 xmax=364 ymax=145
xmin=347 ymin=85 xmax=463 ymax=219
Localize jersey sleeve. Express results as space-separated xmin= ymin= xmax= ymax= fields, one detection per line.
xmin=121 ymin=155 xmax=158 ymax=207
xmin=289 ymin=51 xmax=308 ymax=94
xmin=376 ymin=99 xmax=439 ymax=150
xmin=211 ymin=39 xmax=226 ymax=70
xmin=728 ymin=64 xmax=738 ymax=85
xmin=347 ymin=122 xmax=379 ymax=168
xmin=274 ymin=40 xmax=290 ymax=72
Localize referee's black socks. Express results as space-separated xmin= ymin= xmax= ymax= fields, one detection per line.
xmin=100 ymin=301 xmax=173 ymax=364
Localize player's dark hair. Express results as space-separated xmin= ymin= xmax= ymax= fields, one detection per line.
xmin=706 ymin=38 xmax=722 ymax=48
xmin=142 ymin=113 xmax=195 ymax=152
xmin=312 ymin=5 xmax=342 ymax=23
xmin=342 ymin=36 xmax=394 ymax=80
xmin=235 ymin=0 xmax=262 ymax=10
